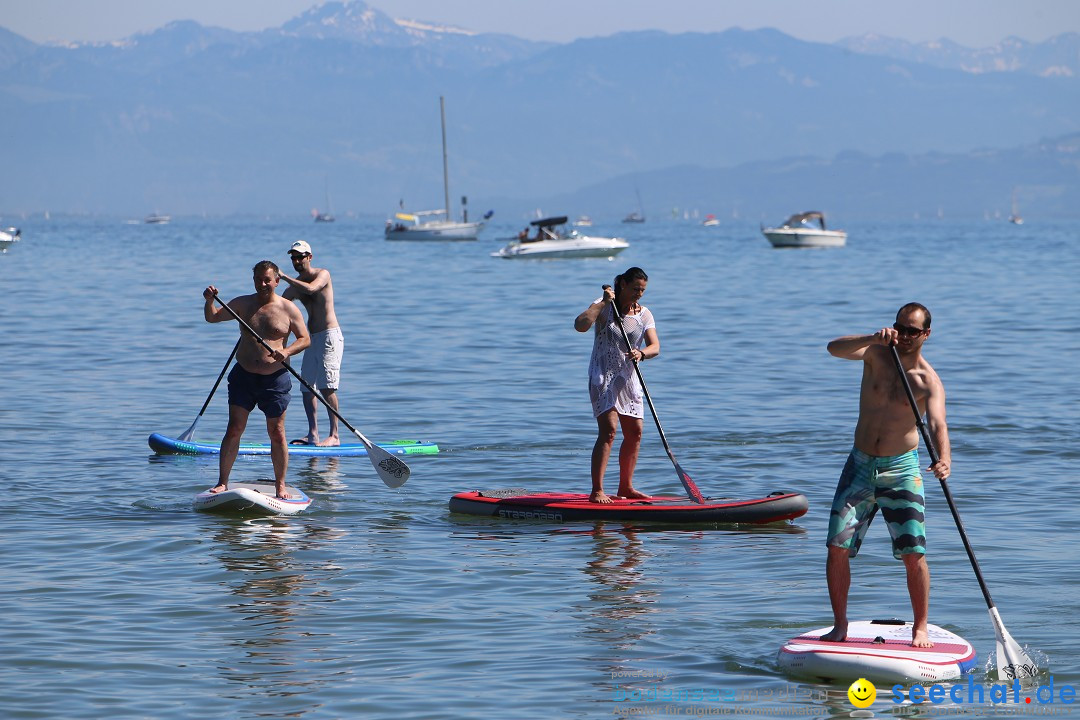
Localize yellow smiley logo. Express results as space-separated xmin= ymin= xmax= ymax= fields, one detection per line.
xmin=847 ymin=677 xmax=877 ymax=708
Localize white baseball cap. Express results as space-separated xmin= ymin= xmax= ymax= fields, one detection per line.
xmin=288 ymin=240 xmax=312 ymax=255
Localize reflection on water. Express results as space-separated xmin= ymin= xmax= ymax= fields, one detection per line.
xmin=209 ymin=516 xmax=347 ymax=706
xmin=579 ymin=525 xmax=659 ymax=666
xmin=293 ymin=456 xmax=345 ymax=494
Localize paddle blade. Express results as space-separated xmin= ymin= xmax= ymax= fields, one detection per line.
xmin=989 ymin=607 xmax=1039 ymax=681
xmin=177 ymin=418 xmax=199 ymax=443
xmin=368 ymin=443 xmax=411 ymax=488
xmin=673 ymin=460 xmax=706 ymax=504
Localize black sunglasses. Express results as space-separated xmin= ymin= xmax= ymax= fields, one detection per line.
xmin=893 ymin=322 xmax=927 ymax=337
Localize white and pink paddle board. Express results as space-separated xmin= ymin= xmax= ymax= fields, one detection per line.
xmin=193 ymin=482 xmax=312 ymax=516
xmin=778 ymin=619 xmax=977 ymax=684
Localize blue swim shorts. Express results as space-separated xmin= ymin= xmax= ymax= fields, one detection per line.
xmin=826 ymin=447 xmax=926 ymax=559
xmin=227 ymin=365 xmax=291 ymax=418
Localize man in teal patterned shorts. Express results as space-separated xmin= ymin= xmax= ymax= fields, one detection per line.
xmin=821 ymin=303 xmax=952 ymax=648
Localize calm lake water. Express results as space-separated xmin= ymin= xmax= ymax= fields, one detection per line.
xmin=1 ymin=216 xmax=1077 ymax=719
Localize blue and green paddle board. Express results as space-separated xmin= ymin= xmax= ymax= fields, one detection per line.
xmin=149 ymin=432 xmax=439 ymax=457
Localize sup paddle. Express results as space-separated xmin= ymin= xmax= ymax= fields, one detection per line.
xmin=178 ymin=339 xmax=240 ymax=442
xmin=606 ymin=286 xmax=705 ymax=504
xmin=889 ymin=343 xmax=1037 ymax=681
xmin=210 ymin=291 xmax=410 ymax=489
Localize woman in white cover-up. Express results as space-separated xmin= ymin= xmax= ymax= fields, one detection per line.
xmin=574 ymin=267 xmax=660 ymax=503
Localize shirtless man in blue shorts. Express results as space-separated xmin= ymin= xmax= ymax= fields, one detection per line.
xmin=821 ymin=302 xmax=951 ymax=648
xmin=203 ymin=261 xmax=310 ymax=499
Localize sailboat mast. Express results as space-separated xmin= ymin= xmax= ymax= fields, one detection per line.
xmin=440 ymin=96 xmax=451 ymax=222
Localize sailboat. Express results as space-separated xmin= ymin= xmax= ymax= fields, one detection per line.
xmin=622 ymin=186 xmax=646 ymax=223
xmin=1008 ymin=188 xmax=1023 ymax=225
xmin=385 ymin=97 xmax=489 ymax=241
xmin=312 ymin=177 xmax=335 ymax=223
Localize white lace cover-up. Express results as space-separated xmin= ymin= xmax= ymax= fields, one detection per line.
xmin=588 ymin=301 xmax=655 ymax=419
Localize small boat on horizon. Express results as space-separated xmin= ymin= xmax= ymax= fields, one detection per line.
xmin=493 ymin=216 xmax=628 ymax=259
xmin=573 ymin=215 xmax=593 ymax=227
xmin=622 ymin=186 xmax=646 ymax=223
xmin=313 ymin=177 xmax=335 ymax=222
xmin=144 ymin=213 xmax=170 ymax=224
xmin=1 ymin=226 xmax=21 ymax=253
xmin=1009 ymin=188 xmax=1024 ymax=225
xmin=703 ymin=214 xmax=720 ymax=226
xmin=761 ymin=211 xmax=846 ymax=248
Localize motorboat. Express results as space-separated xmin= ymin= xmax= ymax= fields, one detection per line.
xmin=761 ymin=211 xmax=846 ymax=248
xmin=144 ymin=213 xmax=170 ymax=224
xmin=1 ymin=226 xmax=20 ymax=253
xmin=573 ymin=216 xmax=593 ymax=227
xmin=492 ymin=216 xmax=629 ymax=259
xmin=702 ymin=214 xmax=720 ymax=226
xmin=385 ymin=96 xmax=489 ymax=241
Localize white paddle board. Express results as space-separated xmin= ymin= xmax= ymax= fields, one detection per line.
xmin=778 ymin=619 xmax=977 ymax=684
xmin=193 ymin=482 xmax=312 ymax=516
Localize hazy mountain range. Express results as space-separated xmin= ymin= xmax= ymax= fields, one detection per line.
xmin=0 ymin=0 xmax=1077 ymax=219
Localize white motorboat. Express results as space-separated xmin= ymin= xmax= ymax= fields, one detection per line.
xmin=144 ymin=213 xmax=170 ymax=224
xmin=573 ymin=215 xmax=593 ymax=227
xmin=761 ymin=211 xmax=846 ymax=248
xmin=702 ymin=214 xmax=720 ymax=226
xmin=492 ymin=216 xmax=629 ymax=259
xmin=385 ymin=96 xmax=489 ymax=241
xmin=1 ymin=226 xmax=20 ymax=253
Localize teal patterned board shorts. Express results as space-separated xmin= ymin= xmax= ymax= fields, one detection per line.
xmin=826 ymin=447 xmax=926 ymax=559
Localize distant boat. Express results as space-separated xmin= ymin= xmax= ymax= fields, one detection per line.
xmin=761 ymin=211 xmax=846 ymax=248
xmin=1 ymin=226 xmax=20 ymax=253
xmin=144 ymin=213 xmax=170 ymax=224
xmin=702 ymin=214 xmax=720 ymax=227
xmin=385 ymin=96 xmax=488 ymax=241
xmin=622 ymin=186 xmax=646 ymax=223
xmin=313 ymin=177 xmax=335 ymax=223
xmin=573 ymin=216 xmax=593 ymax=227
xmin=1009 ymin=188 xmax=1023 ymax=225
xmin=492 ymin=216 xmax=629 ymax=259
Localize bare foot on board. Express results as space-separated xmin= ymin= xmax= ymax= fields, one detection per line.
xmin=317 ymin=436 xmax=340 ymax=447
xmin=618 ymin=488 xmax=651 ymax=500
xmin=208 ymin=483 xmax=228 ymax=495
xmin=820 ymin=624 xmax=848 ymax=642
xmin=589 ymin=491 xmax=613 ymax=504
xmin=912 ymin=627 xmax=934 ymax=648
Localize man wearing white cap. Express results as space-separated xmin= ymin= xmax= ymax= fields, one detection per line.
xmin=281 ymin=240 xmax=345 ymax=446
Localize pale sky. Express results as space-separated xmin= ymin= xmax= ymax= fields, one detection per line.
xmin=1 ymin=0 xmax=1078 ymax=47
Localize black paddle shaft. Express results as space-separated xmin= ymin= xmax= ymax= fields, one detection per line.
xmin=211 ymin=292 xmax=362 ymax=438
xmin=197 ymin=339 xmax=240 ymax=416
xmin=889 ymin=344 xmax=996 ymax=610
xmin=604 ymin=286 xmax=705 ymax=504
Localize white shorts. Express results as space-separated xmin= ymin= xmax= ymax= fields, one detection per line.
xmin=300 ymin=327 xmax=344 ymax=391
